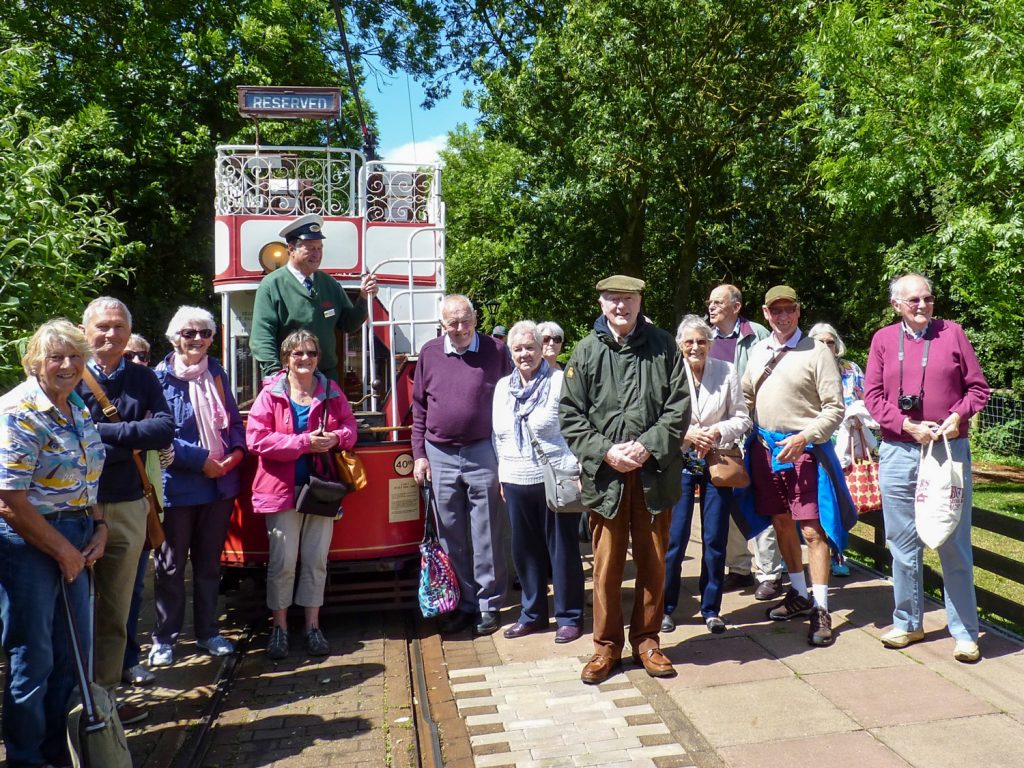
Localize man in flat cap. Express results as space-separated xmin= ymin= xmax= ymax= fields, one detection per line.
xmin=741 ymin=285 xmax=849 ymax=646
xmin=560 ymin=275 xmax=689 ymax=683
xmin=250 ymin=213 xmax=378 ymax=383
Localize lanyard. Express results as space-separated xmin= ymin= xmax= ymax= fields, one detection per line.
xmin=897 ymin=325 xmax=931 ymax=401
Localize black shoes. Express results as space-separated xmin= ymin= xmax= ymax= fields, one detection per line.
xmin=474 ymin=610 xmax=500 ymax=636
xmin=439 ymin=611 xmax=475 ymax=634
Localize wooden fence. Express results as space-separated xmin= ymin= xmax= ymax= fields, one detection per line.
xmin=848 ymin=507 xmax=1024 ymax=627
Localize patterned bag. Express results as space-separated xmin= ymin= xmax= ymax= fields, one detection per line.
xmin=418 ymin=483 xmax=460 ymax=618
xmin=843 ymin=426 xmax=882 ymax=515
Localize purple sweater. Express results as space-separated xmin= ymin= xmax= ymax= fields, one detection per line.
xmin=412 ymin=334 xmax=513 ymax=459
xmin=864 ymin=319 xmax=990 ymax=443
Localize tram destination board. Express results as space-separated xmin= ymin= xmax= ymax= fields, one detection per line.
xmin=237 ymin=85 xmax=341 ymax=119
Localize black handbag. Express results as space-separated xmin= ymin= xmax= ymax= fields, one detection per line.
xmin=296 ymin=452 xmax=349 ymax=518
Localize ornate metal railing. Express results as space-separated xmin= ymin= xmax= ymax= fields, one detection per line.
xmin=214 ymin=146 xmax=440 ymax=223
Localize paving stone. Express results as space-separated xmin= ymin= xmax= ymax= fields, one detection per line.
xmin=873 ymin=713 xmax=1024 ymax=768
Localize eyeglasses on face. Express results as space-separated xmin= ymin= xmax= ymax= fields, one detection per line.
xmin=898 ymin=295 xmax=934 ymax=306
xmin=542 ymin=335 xmax=563 ymax=344
xmin=289 ymin=349 xmax=319 ymax=358
xmin=768 ymin=303 xmax=799 ymax=317
xmin=682 ymin=338 xmax=709 ymax=347
xmin=123 ymin=351 xmax=149 ymax=363
xmin=179 ymin=328 xmax=214 ymax=340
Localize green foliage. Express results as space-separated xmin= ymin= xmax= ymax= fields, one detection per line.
xmin=0 ymin=44 xmax=136 ymax=388
xmin=797 ymin=0 xmax=1024 ymax=389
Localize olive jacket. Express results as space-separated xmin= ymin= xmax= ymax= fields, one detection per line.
xmin=559 ymin=315 xmax=690 ymax=519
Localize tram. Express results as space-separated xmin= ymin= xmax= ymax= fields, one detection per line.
xmin=211 ymin=139 xmax=445 ymax=604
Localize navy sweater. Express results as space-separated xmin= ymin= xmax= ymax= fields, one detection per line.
xmin=76 ymin=362 xmax=176 ymax=503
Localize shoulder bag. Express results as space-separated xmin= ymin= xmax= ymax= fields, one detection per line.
xmin=843 ymin=425 xmax=882 ymax=515
xmin=685 ymin=361 xmax=750 ymax=489
xmin=80 ymin=369 xmax=166 ymax=549
xmin=418 ymin=483 xmax=460 ymax=617
xmin=63 ymin=571 xmax=132 ymax=768
xmin=523 ymin=421 xmax=589 ymax=514
xmin=295 ymin=407 xmax=350 ymax=518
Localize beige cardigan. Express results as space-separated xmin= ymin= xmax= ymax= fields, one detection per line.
xmin=684 ymin=357 xmax=752 ymax=448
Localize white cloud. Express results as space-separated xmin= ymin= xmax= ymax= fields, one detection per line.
xmin=378 ymin=134 xmax=449 ymax=166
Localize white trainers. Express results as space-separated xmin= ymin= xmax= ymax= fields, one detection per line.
xmin=197 ymin=635 xmax=235 ymax=657
xmin=148 ymin=643 xmax=174 ymax=667
xmin=953 ymin=640 xmax=980 ymax=663
xmin=880 ymin=627 xmax=925 ymax=648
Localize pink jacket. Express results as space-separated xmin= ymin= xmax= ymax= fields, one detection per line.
xmin=245 ymin=370 xmax=358 ymax=514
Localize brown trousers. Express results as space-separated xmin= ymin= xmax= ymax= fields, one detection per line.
xmin=590 ymin=472 xmax=670 ymax=658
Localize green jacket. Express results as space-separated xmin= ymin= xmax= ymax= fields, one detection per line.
xmin=250 ymin=268 xmax=367 ymax=380
xmin=559 ymin=316 xmax=690 ymax=519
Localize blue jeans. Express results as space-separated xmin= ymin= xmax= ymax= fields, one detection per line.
xmin=878 ymin=438 xmax=978 ymax=641
xmin=503 ymin=482 xmax=585 ymax=628
xmin=0 ymin=513 xmax=93 ymax=767
xmin=123 ymin=547 xmax=150 ymax=670
xmin=664 ymin=472 xmax=731 ymax=618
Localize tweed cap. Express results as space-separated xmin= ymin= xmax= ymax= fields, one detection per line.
xmin=764 ymin=285 xmax=799 ymax=306
xmin=278 ymin=213 xmax=326 ymax=242
xmin=596 ymin=275 xmax=646 ymax=293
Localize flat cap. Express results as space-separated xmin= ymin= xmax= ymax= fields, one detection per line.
xmin=278 ymin=213 xmax=326 ymax=242
xmin=764 ymin=285 xmax=799 ymax=306
xmin=596 ymin=274 xmax=646 ymax=293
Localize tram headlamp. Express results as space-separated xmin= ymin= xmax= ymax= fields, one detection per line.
xmin=258 ymin=241 xmax=289 ymax=273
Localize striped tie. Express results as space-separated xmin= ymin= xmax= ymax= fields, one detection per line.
xmin=303 ymin=276 xmax=314 ymax=296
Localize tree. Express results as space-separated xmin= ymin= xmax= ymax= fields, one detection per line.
xmin=442 ymin=0 xmax=829 ymax=340
xmin=798 ymin=0 xmax=1024 ymax=390
xmin=0 ymin=45 xmax=136 ymax=387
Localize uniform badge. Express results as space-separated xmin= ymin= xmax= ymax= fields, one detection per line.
xmin=566 ymin=366 xmax=574 ymax=378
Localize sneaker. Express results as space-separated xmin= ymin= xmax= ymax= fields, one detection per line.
xmin=831 ymin=561 xmax=851 ymax=577
xmin=266 ymin=626 xmax=289 ymax=660
xmin=305 ymin=627 xmax=330 ymax=656
xmin=808 ymin=607 xmax=834 ymax=646
xmin=197 ymin=635 xmax=234 ymax=657
xmin=880 ymin=627 xmax=925 ymax=649
xmin=767 ymin=588 xmax=814 ymax=621
xmin=116 ymin=701 xmax=149 ymax=726
xmin=953 ymin=640 xmax=980 ymax=663
xmin=148 ymin=643 xmax=174 ymax=667
xmin=122 ymin=663 xmax=156 ymax=686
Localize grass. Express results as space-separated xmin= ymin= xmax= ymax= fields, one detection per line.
xmin=971 ymin=447 xmax=1024 ymax=469
xmin=849 ymin=480 xmax=1024 ymax=637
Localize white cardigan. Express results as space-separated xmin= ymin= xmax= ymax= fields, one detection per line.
xmin=492 ymin=369 xmax=580 ymax=485
xmin=685 ymin=358 xmax=752 ymax=448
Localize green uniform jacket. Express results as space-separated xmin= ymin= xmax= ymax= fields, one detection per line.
xmin=558 ymin=317 xmax=690 ymax=519
xmin=250 ymin=268 xmax=367 ymax=379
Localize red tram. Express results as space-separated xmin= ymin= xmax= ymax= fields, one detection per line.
xmin=211 ymin=143 xmax=444 ymax=603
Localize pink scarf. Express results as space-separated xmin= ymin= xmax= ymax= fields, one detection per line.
xmin=173 ymin=354 xmax=228 ymax=460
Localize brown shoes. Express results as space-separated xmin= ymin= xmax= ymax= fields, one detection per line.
xmin=631 ymin=647 xmax=676 ymax=678
xmin=580 ymin=654 xmax=622 ymax=684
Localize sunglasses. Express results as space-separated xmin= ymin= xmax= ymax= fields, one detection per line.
xmin=179 ymin=328 xmax=214 ymax=340
xmin=289 ymin=349 xmax=319 ymax=358
xmin=542 ymin=335 xmax=563 ymax=344
xmin=123 ymin=351 xmax=150 ymax=363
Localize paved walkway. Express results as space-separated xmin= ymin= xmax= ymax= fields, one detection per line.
xmin=432 ymin=545 xmax=1024 ymax=768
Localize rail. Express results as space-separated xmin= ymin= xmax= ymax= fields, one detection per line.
xmin=847 ymin=506 xmax=1024 ymax=627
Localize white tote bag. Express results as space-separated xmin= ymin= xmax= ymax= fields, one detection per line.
xmin=914 ymin=435 xmax=965 ymax=548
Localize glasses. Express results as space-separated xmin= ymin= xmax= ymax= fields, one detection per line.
xmin=179 ymin=328 xmax=214 ymax=340
xmin=898 ymin=295 xmax=934 ymax=306
xmin=682 ymin=339 xmax=709 ymax=347
xmin=768 ymin=304 xmax=799 ymax=317
xmin=123 ymin=351 xmax=149 ymax=363
xmin=542 ymin=335 xmax=563 ymax=344
xmin=290 ymin=349 xmax=319 ymax=358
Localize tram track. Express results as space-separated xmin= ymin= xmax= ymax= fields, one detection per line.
xmin=171 ymin=610 xmax=442 ymax=768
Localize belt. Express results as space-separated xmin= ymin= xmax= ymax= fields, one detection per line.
xmin=42 ymin=509 xmax=91 ymax=521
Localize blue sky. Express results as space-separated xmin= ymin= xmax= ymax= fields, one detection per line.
xmin=366 ymin=74 xmax=479 ymax=164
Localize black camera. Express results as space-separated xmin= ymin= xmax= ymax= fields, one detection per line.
xmin=898 ymin=394 xmax=922 ymax=411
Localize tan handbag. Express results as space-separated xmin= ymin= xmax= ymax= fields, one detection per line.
xmin=706 ymin=445 xmax=750 ymax=489
xmin=333 ymin=450 xmax=368 ymax=491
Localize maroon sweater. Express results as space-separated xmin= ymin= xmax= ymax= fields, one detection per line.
xmin=411 ymin=334 xmax=513 ymax=459
xmin=864 ymin=319 xmax=990 ymax=443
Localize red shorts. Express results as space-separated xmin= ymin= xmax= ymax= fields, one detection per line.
xmin=749 ymin=439 xmax=820 ymax=521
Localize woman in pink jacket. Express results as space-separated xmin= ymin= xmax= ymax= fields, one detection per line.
xmin=246 ymin=330 xmax=357 ymax=659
